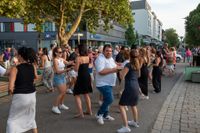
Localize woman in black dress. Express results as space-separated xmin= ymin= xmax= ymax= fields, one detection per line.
xmin=138 ymin=48 xmax=150 ymax=99
xmin=117 ymin=49 xmax=141 ymax=133
xmin=152 ymin=51 xmax=163 ymax=93
xmin=73 ymin=44 xmax=93 ymax=118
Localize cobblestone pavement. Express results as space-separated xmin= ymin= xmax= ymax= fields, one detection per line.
xmin=151 ymin=75 xmax=200 ymax=133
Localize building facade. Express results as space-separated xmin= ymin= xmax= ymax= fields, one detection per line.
xmin=130 ymin=0 xmax=163 ymax=45
xmin=0 ymin=17 xmax=126 ymax=52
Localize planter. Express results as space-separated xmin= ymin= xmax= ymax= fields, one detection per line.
xmin=191 ymin=71 xmax=200 ymax=83
xmin=184 ymin=67 xmax=200 ymax=81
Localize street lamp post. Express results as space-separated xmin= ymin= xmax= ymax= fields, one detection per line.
xmin=73 ymin=33 xmax=84 ymax=45
xmin=179 ymin=36 xmax=184 ymax=48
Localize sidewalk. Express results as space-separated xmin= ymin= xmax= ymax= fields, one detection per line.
xmin=151 ymin=75 xmax=200 ymax=133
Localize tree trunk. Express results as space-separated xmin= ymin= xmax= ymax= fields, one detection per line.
xmin=58 ymin=0 xmax=86 ymax=46
xmin=57 ymin=1 xmax=66 ymax=46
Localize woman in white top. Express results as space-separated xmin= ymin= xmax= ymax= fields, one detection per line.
xmin=41 ymin=47 xmax=54 ymax=92
xmin=52 ymin=47 xmax=73 ymax=114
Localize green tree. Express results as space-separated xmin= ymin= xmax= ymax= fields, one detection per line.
xmin=164 ymin=28 xmax=179 ymax=47
xmin=0 ymin=0 xmax=26 ymax=18
xmin=185 ymin=4 xmax=200 ymax=46
xmin=125 ymin=24 xmax=136 ymax=46
xmin=0 ymin=0 xmax=133 ymax=45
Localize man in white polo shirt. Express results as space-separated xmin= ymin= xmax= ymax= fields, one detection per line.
xmin=95 ymin=44 xmax=122 ymax=125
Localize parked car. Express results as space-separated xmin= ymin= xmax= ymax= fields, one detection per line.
xmin=176 ymin=53 xmax=183 ymax=63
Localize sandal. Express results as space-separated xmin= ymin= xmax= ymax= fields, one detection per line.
xmin=74 ymin=113 xmax=84 ymax=118
xmin=83 ymin=111 xmax=92 ymax=116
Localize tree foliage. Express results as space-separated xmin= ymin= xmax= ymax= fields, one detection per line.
xmin=164 ymin=28 xmax=179 ymax=47
xmin=125 ymin=24 xmax=136 ymax=46
xmin=0 ymin=0 xmax=133 ymax=46
xmin=0 ymin=0 xmax=26 ymax=18
xmin=185 ymin=4 xmax=200 ymax=46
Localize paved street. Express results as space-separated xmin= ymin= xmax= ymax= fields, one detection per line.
xmin=0 ymin=63 xmax=186 ymax=133
xmin=151 ymin=72 xmax=200 ymax=133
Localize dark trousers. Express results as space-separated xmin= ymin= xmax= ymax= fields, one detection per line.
xmin=138 ymin=66 xmax=149 ymax=96
xmin=152 ymin=67 xmax=162 ymax=93
xmin=139 ymin=81 xmax=148 ymax=96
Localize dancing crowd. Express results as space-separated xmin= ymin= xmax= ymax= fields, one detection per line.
xmin=0 ymin=43 xmax=197 ymax=133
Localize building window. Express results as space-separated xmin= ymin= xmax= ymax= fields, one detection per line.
xmin=43 ymin=22 xmax=53 ymax=32
xmin=14 ymin=22 xmax=24 ymax=32
xmin=66 ymin=24 xmax=72 ymax=31
xmin=79 ymin=23 xmax=87 ymax=31
xmin=4 ymin=22 xmax=14 ymax=32
xmin=27 ymin=24 xmax=36 ymax=32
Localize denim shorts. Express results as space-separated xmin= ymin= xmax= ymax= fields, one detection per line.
xmin=53 ymin=74 xmax=66 ymax=86
xmin=88 ymin=68 xmax=93 ymax=74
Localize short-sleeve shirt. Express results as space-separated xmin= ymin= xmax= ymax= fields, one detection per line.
xmin=3 ymin=51 xmax=10 ymax=61
xmin=95 ymin=53 xmax=117 ymax=87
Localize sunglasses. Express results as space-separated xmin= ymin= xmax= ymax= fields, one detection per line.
xmin=57 ymin=51 xmax=63 ymax=54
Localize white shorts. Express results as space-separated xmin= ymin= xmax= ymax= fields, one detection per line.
xmin=68 ymin=70 xmax=78 ymax=78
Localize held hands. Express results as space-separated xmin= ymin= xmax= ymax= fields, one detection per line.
xmin=68 ymin=61 xmax=75 ymax=65
xmin=115 ymin=65 xmax=123 ymax=71
xmin=64 ymin=67 xmax=71 ymax=73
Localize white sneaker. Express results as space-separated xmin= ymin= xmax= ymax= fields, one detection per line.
xmin=59 ymin=104 xmax=69 ymax=110
xmin=52 ymin=106 xmax=61 ymax=114
xmin=146 ymin=96 xmax=149 ymax=100
xmin=66 ymin=89 xmax=73 ymax=94
xmin=95 ymin=114 xmax=100 ymax=119
xmin=152 ymin=91 xmax=157 ymax=94
xmin=117 ymin=126 xmax=131 ymax=133
xmin=104 ymin=115 xmax=115 ymax=121
xmin=96 ymin=115 xmax=104 ymax=125
xmin=128 ymin=120 xmax=139 ymax=128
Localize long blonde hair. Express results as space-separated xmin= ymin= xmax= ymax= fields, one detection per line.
xmin=130 ymin=49 xmax=140 ymax=71
xmin=139 ymin=48 xmax=150 ymax=65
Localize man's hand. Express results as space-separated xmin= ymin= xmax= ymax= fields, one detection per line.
xmin=116 ymin=65 xmax=123 ymax=71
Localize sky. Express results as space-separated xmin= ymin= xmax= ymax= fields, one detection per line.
xmin=131 ymin=0 xmax=199 ymax=37
xmin=146 ymin=0 xmax=199 ymax=37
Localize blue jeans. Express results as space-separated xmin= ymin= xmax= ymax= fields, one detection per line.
xmin=97 ymin=86 xmax=114 ymax=117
